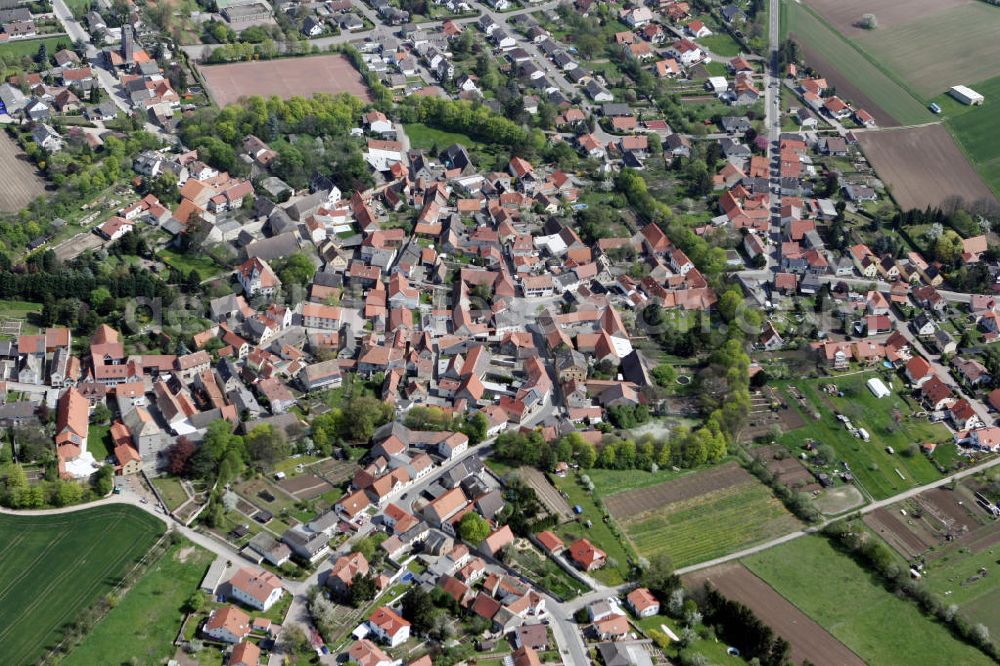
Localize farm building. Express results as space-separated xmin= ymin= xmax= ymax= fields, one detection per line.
xmin=948 ymin=85 xmax=984 ymax=106
xmin=867 ymin=377 xmax=891 ymax=399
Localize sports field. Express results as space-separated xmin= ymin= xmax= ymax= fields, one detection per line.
xmin=0 ymin=505 xmax=165 ymax=665
xmin=607 ymin=463 xmax=800 ymax=568
xmin=64 ymin=541 xmax=213 ymax=666
xmin=744 ymin=536 xmax=995 ymax=666
xmin=782 ymin=1 xmax=929 ymax=126
xmin=199 ymin=54 xmax=372 ymax=107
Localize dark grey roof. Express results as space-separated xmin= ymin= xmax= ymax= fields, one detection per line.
xmin=245 ymin=231 xmax=301 ymax=261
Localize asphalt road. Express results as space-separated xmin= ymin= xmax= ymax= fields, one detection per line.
xmin=51 ymin=0 xmax=167 ymax=137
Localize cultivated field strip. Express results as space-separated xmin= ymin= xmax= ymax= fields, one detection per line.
xmin=623 ymin=482 xmax=800 ymax=567
xmin=604 ymin=462 xmax=748 ymax=518
xmin=0 ymin=506 xmax=164 ymax=665
xmin=857 ymin=126 xmax=998 ymax=210
xmin=685 ymin=563 xmax=866 ymax=666
xmin=0 ymin=132 xmax=46 ymax=212
xmin=605 ymin=463 xmax=800 ymax=568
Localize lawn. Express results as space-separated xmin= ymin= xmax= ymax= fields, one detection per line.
xmin=550 ymin=474 xmax=633 ymax=585
xmin=0 ymin=505 xmax=165 ymax=665
xmin=636 ymin=614 xmax=741 ymax=665
xmin=404 ymin=123 xmax=482 ymax=151
xmin=0 ymin=35 xmax=73 ymax=60
xmin=63 ymin=0 xmax=92 ymax=18
xmin=776 ymin=372 xmax=947 ymax=500
xmin=63 ymin=541 xmax=214 ymax=666
xmin=157 ymin=248 xmax=224 ymax=281
xmin=698 ymin=33 xmax=744 ymax=58
xmin=87 ymin=424 xmax=113 ymax=463
xmin=783 ymin=1 xmax=929 ymax=125
xmin=744 ymin=535 xmax=994 ymax=666
xmin=273 ymin=454 xmax=323 ymax=475
xmin=153 ymin=476 xmax=190 ymax=511
xmin=616 ymin=475 xmax=800 ymax=569
xmin=0 ymin=298 xmax=42 ymax=336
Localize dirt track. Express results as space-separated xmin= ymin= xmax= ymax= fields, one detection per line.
xmin=685 ymin=563 xmax=865 ymax=666
xmin=857 ymin=125 xmax=998 ymax=209
xmin=604 ymin=462 xmax=749 ymax=519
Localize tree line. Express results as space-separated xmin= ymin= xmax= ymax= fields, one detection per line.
xmin=825 ymin=519 xmax=999 ymax=660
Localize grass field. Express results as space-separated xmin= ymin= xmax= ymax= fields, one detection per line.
xmin=932 ymin=75 xmax=1000 ymax=197
xmin=776 ymin=372 xmax=947 ymax=500
xmin=0 ymin=298 xmax=42 ymax=336
xmin=698 ymin=33 xmax=744 ymax=58
xmin=157 ymin=248 xmax=223 ymax=281
xmin=0 ymin=505 xmax=165 ymax=665
xmin=584 ymin=466 xmax=696 ymax=496
xmin=63 ymin=540 xmax=213 ymax=666
xmin=616 ymin=472 xmax=800 ymax=568
xmin=551 ymin=474 xmax=633 ymax=585
xmin=404 ymin=123 xmax=482 ymax=151
xmin=152 ymin=476 xmax=190 ymax=511
xmin=0 ymin=35 xmax=72 ymax=60
xmin=922 ymin=541 xmax=1000 ymax=638
xmin=854 ymin=4 xmax=1000 ymax=100
xmin=744 ymin=536 xmax=994 ymax=666
xmin=783 ymin=1 xmax=929 ymax=125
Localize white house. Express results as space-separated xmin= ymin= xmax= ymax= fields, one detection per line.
xmin=367 ymin=606 xmax=411 ymax=647
xmin=203 ymin=606 xmax=251 ymax=644
xmin=438 ymin=432 xmax=469 ymax=460
xmin=491 ymin=29 xmax=516 ymax=49
xmin=686 ymin=19 xmax=712 ymax=38
xmin=365 ymin=138 xmax=404 ymax=171
xmin=667 ymin=39 xmax=704 ymax=66
xmin=31 ymin=124 xmax=64 ymax=152
xmin=622 ymin=6 xmax=653 ymax=27
xmin=227 ymin=567 xmax=284 ymax=611
xmin=237 ymin=257 xmax=281 ymax=297
xmin=364 ymin=110 xmax=394 ymax=135
xmin=96 ymin=216 xmax=134 ymax=241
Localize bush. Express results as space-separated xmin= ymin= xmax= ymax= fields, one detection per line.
xmin=859 ymin=13 xmax=878 ymax=29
